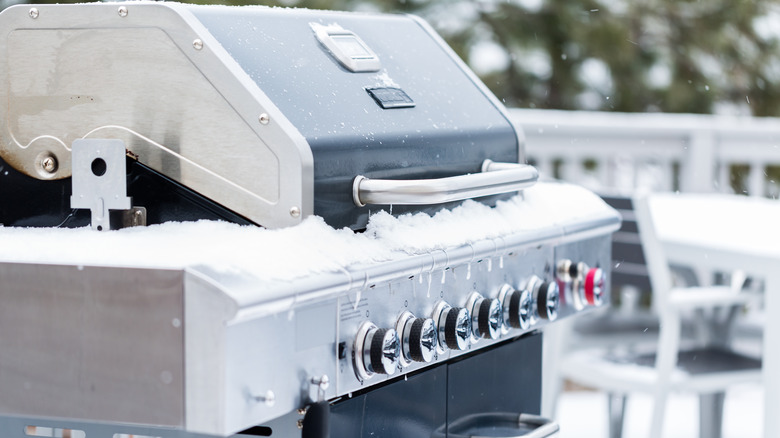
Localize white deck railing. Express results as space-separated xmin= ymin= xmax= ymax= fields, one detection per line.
xmin=512 ymin=109 xmax=780 ymax=198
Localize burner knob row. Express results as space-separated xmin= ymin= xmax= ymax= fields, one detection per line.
xmin=352 ymin=274 xmax=564 ymax=381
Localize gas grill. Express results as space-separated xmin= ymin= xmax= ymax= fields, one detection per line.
xmin=0 ymin=3 xmax=620 ymax=438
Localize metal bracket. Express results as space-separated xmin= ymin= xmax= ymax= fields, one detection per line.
xmin=70 ymin=139 xmax=132 ymax=231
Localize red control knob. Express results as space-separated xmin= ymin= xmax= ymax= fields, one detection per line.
xmin=583 ymin=267 xmax=605 ymax=306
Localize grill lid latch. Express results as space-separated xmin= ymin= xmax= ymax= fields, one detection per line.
xmin=70 ymin=139 xmax=145 ymax=231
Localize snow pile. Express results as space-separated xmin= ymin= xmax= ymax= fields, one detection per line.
xmin=0 ymin=181 xmax=612 ymax=282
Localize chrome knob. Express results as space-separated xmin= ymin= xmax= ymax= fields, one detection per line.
xmin=556 ymin=259 xmax=578 ymax=283
xmin=527 ymin=275 xmax=560 ymax=321
xmin=466 ymin=292 xmax=501 ymax=341
xmin=498 ymin=283 xmax=533 ymax=331
xmin=353 ymin=321 xmax=400 ymax=380
xmin=433 ymin=301 xmax=471 ymax=352
xmin=580 ymin=267 xmax=605 ymax=306
xmin=396 ymin=311 xmax=438 ymax=366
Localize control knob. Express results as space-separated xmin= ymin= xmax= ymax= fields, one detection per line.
xmin=396 ymin=311 xmax=438 ymax=366
xmin=498 ymin=283 xmax=533 ymax=331
xmin=432 ymin=301 xmax=471 ymax=352
xmin=556 ymin=259 xmax=579 ymax=284
xmin=466 ymin=292 xmax=502 ymax=341
xmin=526 ymin=275 xmax=559 ymax=321
xmin=353 ymin=321 xmax=400 ymax=381
xmin=580 ymin=267 xmax=605 ymax=306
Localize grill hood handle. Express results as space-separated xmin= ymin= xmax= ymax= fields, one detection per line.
xmin=352 ymin=160 xmax=538 ymax=207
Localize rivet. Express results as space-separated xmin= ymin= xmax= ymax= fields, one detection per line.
xmin=28 ymin=8 xmax=39 ymax=19
xmin=192 ymin=39 xmax=203 ymax=50
xmin=117 ymin=6 xmax=128 ymax=17
xmin=290 ymin=206 xmax=301 ymax=218
xmin=259 ymin=113 xmax=270 ymax=125
xmin=297 ymin=420 xmax=304 ymax=429
xmin=41 ymin=155 xmax=57 ymax=173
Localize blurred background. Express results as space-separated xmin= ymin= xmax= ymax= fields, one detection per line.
xmin=5 ymin=0 xmax=776 ymax=436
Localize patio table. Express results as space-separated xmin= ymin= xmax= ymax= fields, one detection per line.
xmin=650 ymin=193 xmax=779 ymax=438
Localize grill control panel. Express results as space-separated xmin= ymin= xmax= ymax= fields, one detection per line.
xmin=336 ymin=235 xmax=611 ymax=391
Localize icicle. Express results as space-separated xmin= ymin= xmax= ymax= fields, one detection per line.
xmin=487 ymin=259 xmax=493 ymax=272
xmin=466 ymin=264 xmax=471 ymax=280
xmin=287 ymin=309 xmax=295 ymax=321
xmin=499 ymin=256 xmax=504 ymax=269
xmin=427 ymin=272 xmax=433 ymax=298
xmin=441 ymin=270 xmax=446 ymax=284
xmin=353 ymin=289 xmax=363 ymax=311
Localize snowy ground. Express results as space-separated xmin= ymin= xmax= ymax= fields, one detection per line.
xmin=556 ymin=384 xmax=764 ymax=438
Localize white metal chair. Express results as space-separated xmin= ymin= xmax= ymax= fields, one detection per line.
xmin=558 ymin=194 xmax=762 ymax=438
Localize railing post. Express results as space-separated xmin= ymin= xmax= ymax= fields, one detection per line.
xmin=683 ymin=130 xmax=717 ymax=193
xmin=717 ymin=161 xmax=732 ymax=194
xmin=748 ymin=160 xmax=766 ymax=197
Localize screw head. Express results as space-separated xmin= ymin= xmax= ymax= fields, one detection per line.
xmin=117 ymin=6 xmax=128 ymax=17
xmin=259 ymin=113 xmax=270 ymax=125
xmin=41 ymin=155 xmax=57 ymax=173
xmin=289 ymin=206 xmax=301 ymax=218
xmin=192 ymin=39 xmax=203 ymax=50
xmin=28 ymin=8 xmax=39 ymax=19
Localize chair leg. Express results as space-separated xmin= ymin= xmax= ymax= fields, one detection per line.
xmin=699 ymin=392 xmax=725 ymax=438
xmin=607 ymin=393 xmax=627 ymax=438
xmin=649 ymin=312 xmax=682 ymax=438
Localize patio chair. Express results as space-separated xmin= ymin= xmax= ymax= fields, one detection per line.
xmin=558 ymin=194 xmax=762 ymax=438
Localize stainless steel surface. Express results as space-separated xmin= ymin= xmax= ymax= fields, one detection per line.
xmin=70 ymin=139 xmax=131 ymax=231
xmin=0 ymin=264 xmax=185 ymax=427
xmin=0 ymin=3 xmax=314 ymax=228
xmin=352 ymin=161 xmax=539 ymax=206
xmin=254 ymin=390 xmax=276 ymax=408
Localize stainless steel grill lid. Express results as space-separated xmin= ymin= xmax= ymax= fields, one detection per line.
xmin=0 ymin=3 xmax=531 ymax=229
